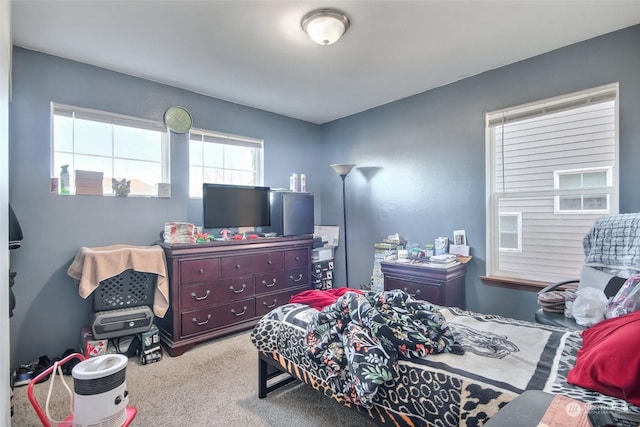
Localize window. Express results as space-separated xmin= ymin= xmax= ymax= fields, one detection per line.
xmin=554 ymin=167 xmax=612 ymax=213
xmin=486 ymin=84 xmax=619 ymax=282
xmin=189 ymin=129 xmax=264 ymax=198
xmin=499 ymin=213 xmax=521 ymax=252
xmin=51 ymin=103 xmax=169 ymax=196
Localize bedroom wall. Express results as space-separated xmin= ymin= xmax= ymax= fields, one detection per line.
xmin=321 ymin=24 xmax=640 ymax=319
xmin=9 ymin=24 xmax=640 ymax=365
xmin=8 ymin=47 xmax=322 ymax=364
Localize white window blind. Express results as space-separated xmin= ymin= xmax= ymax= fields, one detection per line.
xmin=189 ymin=128 xmax=264 ymax=198
xmin=485 ymin=83 xmax=619 ymax=282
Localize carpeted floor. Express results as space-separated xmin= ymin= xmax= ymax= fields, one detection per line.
xmin=11 ymin=330 xmax=379 ymax=426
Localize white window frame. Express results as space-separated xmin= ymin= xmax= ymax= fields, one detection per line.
xmin=553 ymin=167 xmax=612 ymax=214
xmin=499 ymin=212 xmax=522 ymax=252
xmin=189 ymin=128 xmax=264 ymax=198
xmin=485 ymin=83 xmax=619 ymax=282
xmin=51 ymin=103 xmax=169 ymax=197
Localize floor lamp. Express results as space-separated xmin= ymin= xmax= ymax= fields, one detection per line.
xmin=330 ymin=163 xmax=356 ymax=287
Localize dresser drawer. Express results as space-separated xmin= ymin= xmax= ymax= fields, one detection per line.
xmin=255 ymin=287 xmax=307 ymax=317
xmin=220 ymin=252 xmax=284 ymax=278
xmin=180 ymin=277 xmax=255 ymax=310
xmin=181 ymin=300 xmax=256 ymax=337
xmin=180 ymin=258 xmax=220 ymax=285
xmin=254 ymin=267 xmax=309 ymax=295
xmin=285 ymin=249 xmax=309 ymax=269
xmin=385 ymin=278 xmax=441 ymax=304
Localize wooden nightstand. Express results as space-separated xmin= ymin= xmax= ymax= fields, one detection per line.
xmin=380 ymin=261 xmax=466 ymax=308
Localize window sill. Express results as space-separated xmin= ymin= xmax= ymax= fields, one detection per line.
xmin=481 ymin=275 xmax=552 ymax=293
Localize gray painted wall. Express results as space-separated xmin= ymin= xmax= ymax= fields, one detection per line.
xmin=321 ymin=24 xmax=640 ymax=320
xmin=9 ymin=48 xmax=322 ymax=364
xmin=9 ymin=24 xmax=640 ymax=364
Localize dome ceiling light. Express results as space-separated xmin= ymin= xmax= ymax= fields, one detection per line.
xmin=301 ymin=9 xmax=350 ymax=46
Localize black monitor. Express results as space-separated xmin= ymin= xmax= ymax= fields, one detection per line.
xmin=203 ymin=183 xmax=271 ymax=229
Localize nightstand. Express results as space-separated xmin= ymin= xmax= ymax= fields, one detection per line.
xmin=380 ymin=261 xmax=466 ymax=308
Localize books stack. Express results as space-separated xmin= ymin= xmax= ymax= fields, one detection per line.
xmin=371 ymin=241 xmax=399 ymax=291
xmin=427 ymin=254 xmax=460 ymax=268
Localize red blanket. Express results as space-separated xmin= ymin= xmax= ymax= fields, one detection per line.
xmin=290 ymin=287 xmax=364 ymax=311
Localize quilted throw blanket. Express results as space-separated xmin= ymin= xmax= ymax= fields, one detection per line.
xmin=583 ymin=213 xmax=640 ymax=278
xmin=306 ymin=289 xmax=464 ymax=408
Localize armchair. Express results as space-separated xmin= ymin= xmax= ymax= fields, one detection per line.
xmin=535 ymin=212 xmax=640 ymax=330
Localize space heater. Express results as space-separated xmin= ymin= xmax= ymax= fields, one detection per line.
xmin=71 ymin=354 xmax=129 ymax=427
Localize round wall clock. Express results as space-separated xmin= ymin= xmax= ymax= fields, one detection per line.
xmin=164 ymin=106 xmax=193 ymax=133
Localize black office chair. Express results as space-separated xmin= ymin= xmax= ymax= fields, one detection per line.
xmin=535 ymin=213 xmax=640 ymax=330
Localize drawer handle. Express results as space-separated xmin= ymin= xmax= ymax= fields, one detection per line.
xmin=229 ymin=283 xmax=246 ymax=294
xmin=191 ymin=290 xmax=211 ymax=301
xmin=290 ymin=273 xmax=303 ymax=282
xmin=235 ymin=264 xmax=241 ymax=269
xmin=192 ymin=314 xmax=212 ymax=326
xmin=262 ymin=278 xmax=277 ymax=288
xmin=263 ymin=299 xmax=277 ymax=309
xmin=231 ymin=306 xmax=247 ymax=316
xmin=267 ymin=260 xmax=273 ymax=265
xmin=198 ymin=268 xmax=205 ymax=274
xmin=403 ymin=287 xmax=421 ymax=297
xmin=295 ymin=256 xmax=300 ymax=261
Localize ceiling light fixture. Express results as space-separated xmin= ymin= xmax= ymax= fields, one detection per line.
xmin=301 ymin=9 xmax=350 ymax=46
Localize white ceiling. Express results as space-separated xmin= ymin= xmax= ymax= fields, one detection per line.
xmin=11 ymin=0 xmax=640 ymax=124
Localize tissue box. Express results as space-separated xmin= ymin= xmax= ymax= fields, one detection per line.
xmin=75 ymin=170 xmax=104 ymax=196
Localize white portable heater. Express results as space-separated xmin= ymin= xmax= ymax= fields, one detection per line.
xmin=71 ymin=354 xmax=129 ymax=427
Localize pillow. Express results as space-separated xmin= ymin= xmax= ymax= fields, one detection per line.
xmin=567 ymin=309 xmax=640 ymax=405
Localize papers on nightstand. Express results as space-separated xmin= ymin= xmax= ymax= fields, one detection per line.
xmin=430 ymin=254 xmax=457 ymax=263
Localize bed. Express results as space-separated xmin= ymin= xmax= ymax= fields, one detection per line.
xmin=251 ymin=289 xmax=640 ymax=426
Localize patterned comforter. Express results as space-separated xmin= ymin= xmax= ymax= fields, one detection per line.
xmin=306 ymin=290 xmax=464 ymax=408
xmin=251 ymin=299 xmax=640 ymax=427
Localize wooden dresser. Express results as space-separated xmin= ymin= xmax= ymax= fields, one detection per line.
xmin=380 ymin=261 xmax=466 ymax=309
xmin=157 ymin=236 xmax=313 ymax=356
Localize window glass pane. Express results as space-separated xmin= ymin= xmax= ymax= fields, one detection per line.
xmin=113 ymin=125 xmax=162 ymax=162
xmin=189 ymin=139 xmax=204 ymax=167
xmin=203 ymin=167 xmax=224 ymax=183
xmin=190 ymin=169 xmax=204 ymax=198
xmin=559 ymin=196 xmax=583 ymax=210
xmin=113 ymin=158 xmax=162 ymax=186
xmin=203 ymin=143 xmax=224 ymax=168
xmin=74 ymin=118 xmax=112 ymax=157
xmin=227 ymin=170 xmax=255 ymax=185
xmin=583 ymin=195 xmax=608 ymax=210
xmin=583 ymin=171 xmax=607 ymax=187
xmin=558 ymin=174 xmax=582 ymax=189
xmin=499 ymin=216 xmax=517 ymax=232
xmin=500 ymin=233 xmax=518 ymax=249
xmin=53 ymin=115 xmax=74 ymax=153
xmin=224 ymin=145 xmax=254 ymax=170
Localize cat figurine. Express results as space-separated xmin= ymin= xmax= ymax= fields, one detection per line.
xmin=112 ymin=178 xmax=131 ymax=197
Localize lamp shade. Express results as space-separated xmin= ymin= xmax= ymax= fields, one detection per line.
xmin=301 ymin=9 xmax=350 ymax=46
xmin=330 ymin=163 xmax=356 ymax=177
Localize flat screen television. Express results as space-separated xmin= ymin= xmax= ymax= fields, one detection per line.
xmin=203 ymin=183 xmax=271 ymax=229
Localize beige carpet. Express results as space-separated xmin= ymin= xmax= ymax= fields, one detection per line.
xmin=11 ymin=330 xmax=379 ymax=426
